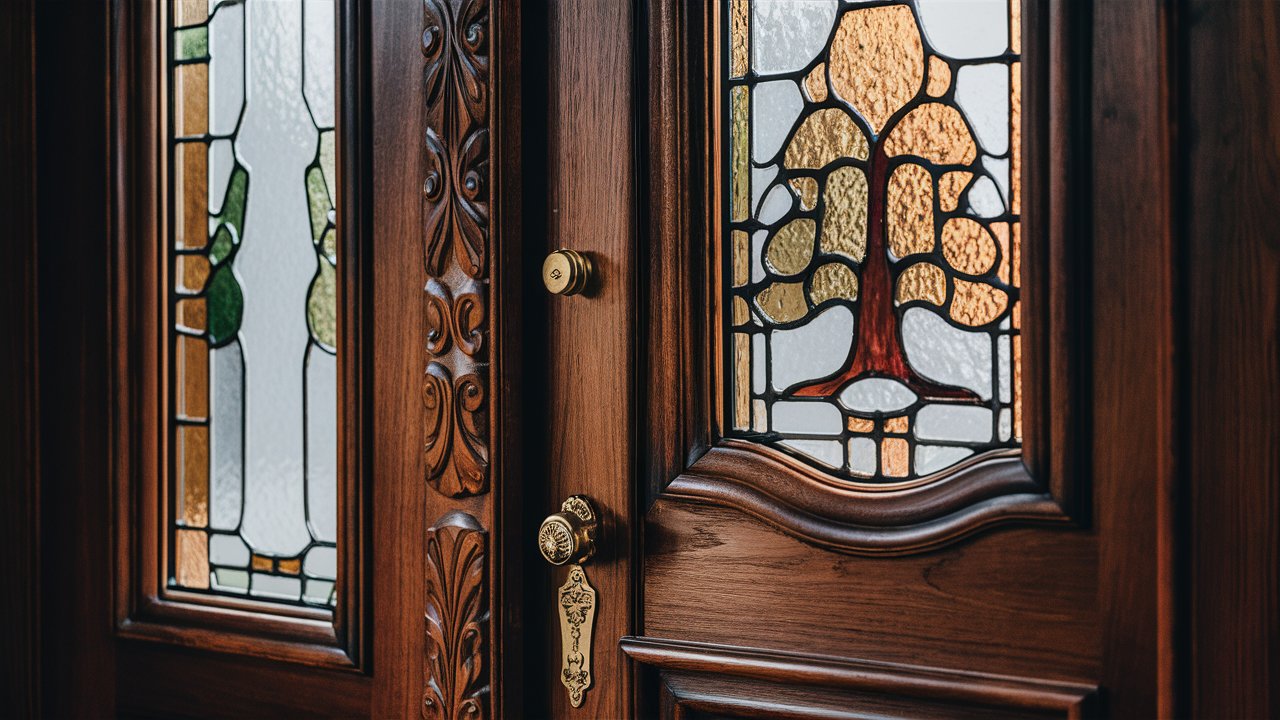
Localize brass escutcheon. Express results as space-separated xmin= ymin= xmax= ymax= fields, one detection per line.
xmin=538 ymin=495 xmax=598 ymax=566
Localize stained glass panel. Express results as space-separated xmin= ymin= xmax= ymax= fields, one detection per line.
xmin=169 ymin=0 xmax=338 ymax=608
xmin=725 ymin=0 xmax=1022 ymax=483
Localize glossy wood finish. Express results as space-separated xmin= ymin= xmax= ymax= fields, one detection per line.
xmin=534 ymin=0 xmax=639 ymax=716
xmin=1184 ymin=2 xmax=1280 ymax=717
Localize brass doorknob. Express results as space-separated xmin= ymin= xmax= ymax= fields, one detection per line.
xmin=542 ymin=249 xmax=593 ymax=296
xmin=538 ymin=495 xmax=599 ymax=566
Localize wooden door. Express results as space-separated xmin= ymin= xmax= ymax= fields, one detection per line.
xmin=528 ymin=0 xmax=1184 ymax=717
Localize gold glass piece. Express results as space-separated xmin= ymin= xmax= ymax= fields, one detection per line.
xmin=174 ymin=63 xmax=208 ymax=137
xmin=730 ymin=0 xmax=748 ymax=78
xmin=733 ymin=296 xmax=750 ymax=326
xmin=991 ymin=222 xmax=1011 ymax=283
xmin=926 ymin=56 xmax=951 ymax=97
xmin=1014 ymin=334 xmax=1023 ymax=440
xmin=896 ymin=262 xmax=947 ymax=306
xmin=755 ymin=282 xmax=807 ymax=323
xmin=178 ymin=425 xmax=208 ymax=527
xmin=884 ymin=103 xmax=977 ymax=165
xmin=732 ymin=230 xmax=750 ymax=287
xmin=731 ymin=86 xmax=749 ymax=221
xmin=542 ymin=249 xmax=593 ymax=296
xmin=820 ymin=166 xmax=868 ymax=261
xmin=884 ymin=416 xmax=909 ymax=434
xmin=882 ymin=437 xmax=909 ymax=477
xmin=176 ymin=0 xmax=208 ymax=27
xmin=1011 ymin=0 xmax=1022 ymax=54
xmin=847 ymin=416 xmax=875 ymax=433
xmin=176 ymin=142 xmax=208 ymax=250
xmin=804 ymin=63 xmax=829 ymax=102
xmin=537 ymin=495 xmax=599 ymax=566
xmin=177 ymin=298 xmax=207 ymax=333
xmin=752 ymin=398 xmax=767 ymax=432
xmin=175 ymin=529 xmax=210 ymax=589
xmin=789 ymin=177 xmax=819 ymax=211
xmin=558 ymin=564 xmax=597 ymax=708
xmin=938 ymin=170 xmax=973 ymax=213
xmin=829 ymin=5 xmax=923 ymax=135
xmin=942 ymin=218 xmax=997 ymax=275
xmin=734 ymin=333 xmax=750 ymax=429
xmin=251 ymin=554 xmax=273 ymax=572
xmin=765 ymin=219 xmax=815 ymax=276
xmin=278 ymin=557 xmax=302 ymax=576
xmin=177 ymin=334 xmax=209 ymax=420
xmin=178 ymin=253 xmax=211 ymax=293
xmin=951 ymin=278 xmax=1010 ymax=326
xmin=785 ymin=108 xmax=869 ymax=170
xmin=887 ymin=163 xmax=934 ymax=258
xmin=1011 ymin=62 xmax=1022 ymax=214
xmin=809 ymin=262 xmax=858 ymax=305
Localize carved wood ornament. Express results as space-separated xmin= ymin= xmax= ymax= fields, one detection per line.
xmin=421 ymin=0 xmax=492 ymax=717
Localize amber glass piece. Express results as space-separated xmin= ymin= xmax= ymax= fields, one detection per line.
xmin=251 ymin=554 xmax=273 ymax=572
xmin=938 ymin=170 xmax=973 ymax=212
xmin=1014 ymin=334 xmax=1023 ymax=439
xmin=178 ymin=253 xmax=211 ymax=293
xmin=175 ymin=529 xmax=210 ymax=589
xmin=278 ymin=558 xmax=303 ymax=576
xmin=887 ymin=164 xmax=934 ymax=258
xmin=175 ymin=0 xmax=207 ymax=27
xmin=784 ymin=108 xmax=869 ymax=170
xmin=820 ymin=166 xmax=868 ymax=261
xmin=1010 ymin=0 xmax=1022 ymax=54
xmin=178 ymin=424 xmax=209 ymax=527
xmin=1012 ymin=221 xmax=1022 ymax=287
xmin=1011 ymin=62 xmax=1022 ymax=214
xmin=895 ymin=262 xmax=946 ymax=306
xmin=733 ymin=296 xmax=750 ymax=326
xmin=809 ymin=263 xmax=858 ymax=305
xmin=941 ymin=218 xmax=997 ymax=274
xmin=177 ymin=298 xmax=207 ymax=333
xmin=765 ymin=219 xmax=815 ymax=276
xmin=951 ymin=278 xmax=1009 ymax=326
xmin=732 ymin=229 xmax=750 ymax=287
xmin=991 ymin=222 xmax=1011 ymax=283
xmin=755 ymin=282 xmax=808 ymax=323
xmin=804 ymin=63 xmax=828 ymax=102
xmin=731 ymin=86 xmax=749 ymax=222
xmin=829 ymin=5 xmax=923 ymax=134
xmin=884 ymin=416 xmax=909 ymax=434
xmin=734 ymin=333 xmax=750 ymax=430
xmin=789 ymin=177 xmax=819 ymax=210
xmin=730 ymin=0 xmax=748 ymax=78
xmin=177 ymin=334 xmax=209 ymax=420
xmin=881 ymin=437 xmax=909 ymax=477
xmin=926 ymin=56 xmax=951 ymax=97
xmin=175 ymin=142 xmax=208 ymax=250
xmin=884 ymin=103 xmax=977 ymax=165
xmin=847 ymin=416 xmax=874 ymax=433
xmin=174 ymin=63 xmax=208 ymax=137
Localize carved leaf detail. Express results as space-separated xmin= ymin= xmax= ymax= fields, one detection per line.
xmin=423 ymin=511 xmax=489 ymax=720
xmin=423 ymin=363 xmax=489 ymax=497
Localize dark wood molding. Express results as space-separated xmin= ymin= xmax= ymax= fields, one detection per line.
xmin=108 ymin=0 xmax=371 ymax=669
xmin=624 ymin=636 xmax=1098 ymax=719
xmin=421 ymin=0 xmax=492 ymax=500
xmin=643 ymin=0 xmax=1089 ymax=556
xmin=423 ymin=511 xmax=490 ymax=719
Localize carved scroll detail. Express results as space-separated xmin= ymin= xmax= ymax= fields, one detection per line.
xmin=422 ymin=0 xmax=490 ymax=498
xmin=423 ymin=511 xmax=489 ymax=720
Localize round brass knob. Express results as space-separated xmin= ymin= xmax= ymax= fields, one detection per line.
xmin=542 ymin=249 xmax=593 ymax=296
xmin=537 ymin=495 xmax=599 ymax=566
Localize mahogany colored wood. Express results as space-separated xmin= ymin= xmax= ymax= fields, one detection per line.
xmin=1184 ymin=2 xmax=1280 ymax=717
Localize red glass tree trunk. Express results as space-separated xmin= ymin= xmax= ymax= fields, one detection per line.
xmin=792 ymin=146 xmax=979 ymax=403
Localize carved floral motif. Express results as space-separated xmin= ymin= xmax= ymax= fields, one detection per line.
xmin=423 ymin=511 xmax=489 ymax=720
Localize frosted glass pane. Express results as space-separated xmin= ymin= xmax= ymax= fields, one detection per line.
xmin=724 ymin=0 xmax=1022 ymax=482
xmin=168 ymin=0 xmax=339 ymax=608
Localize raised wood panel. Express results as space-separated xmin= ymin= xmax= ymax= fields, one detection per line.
xmin=643 ymin=500 xmax=1100 ymax=682
xmin=625 ymin=637 xmax=1097 ymax=720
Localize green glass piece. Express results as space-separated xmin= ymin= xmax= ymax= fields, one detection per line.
xmin=209 ymin=224 xmax=234 ymax=265
xmin=215 ymin=166 xmax=249 ymax=240
xmin=206 ymin=265 xmax=244 ymax=345
xmin=174 ymin=26 xmax=209 ymax=62
xmin=307 ymin=259 xmax=337 ymax=350
xmin=320 ymin=227 xmax=337 ymax=265
xmin=306 ymin=166 xmax=330 ymax=244
xmin=319 ymin=131 xmax=336 ymax=206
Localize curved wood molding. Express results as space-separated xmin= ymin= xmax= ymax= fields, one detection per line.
xmin=662 ymin=440 xmax=1072 ymax=555
xmin=621 ymin=636 xmax=1098 ymax=717
xmin=424 ymin=511 xmax=489 ymax=719
xmin=422 ymin=0 xmax=491 ymax=498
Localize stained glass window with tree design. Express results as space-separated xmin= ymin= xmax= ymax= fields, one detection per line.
xmin=170 ymin=0 xmax=338 ymax=607
xmin=726 ymin=0 xmax=1022 ymax=483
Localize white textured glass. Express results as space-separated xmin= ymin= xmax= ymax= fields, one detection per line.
xmin=900 ymin=308 xmax=993 ymax=400
xmin=208 ymin=138 xmax=235 ymax=214
xmin=967 ymin=176 xmax=1005 ymax=217
xmin=306 ymin=348 xmax=337 ymax=542
xmin=915 ymin=404 xmax=993 ymax=442
xmin=751 ymin=0 xmax=838 ymax=75
xmin=757 ymin=183 xmax=794 ymax=225
xmin=955 ymin=64 xmax=1009 ymax=155
xmin=208 ymin=3 xmax=244 ymax=137
xmin=772 ymin=401 xmax=843 ymax=435
xmin=778 ymin=439 xmax=844 ymax=468
xmin=916 ymin=445 xmax=975 ymax=475
xmin=752 ymin=81 xmax=805 ymax=163
xmin=848 ymin=437 xmax=877 ymax=476
xmin=209 ymin=341 xmax=243 ymax=531
xmin=839 ymin=379 xmax=919 ymax=413
xmin=770 ymin=306 xmax=854 ymax=391
xmin=916 ymin=0 xmax=1008 ymax=59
